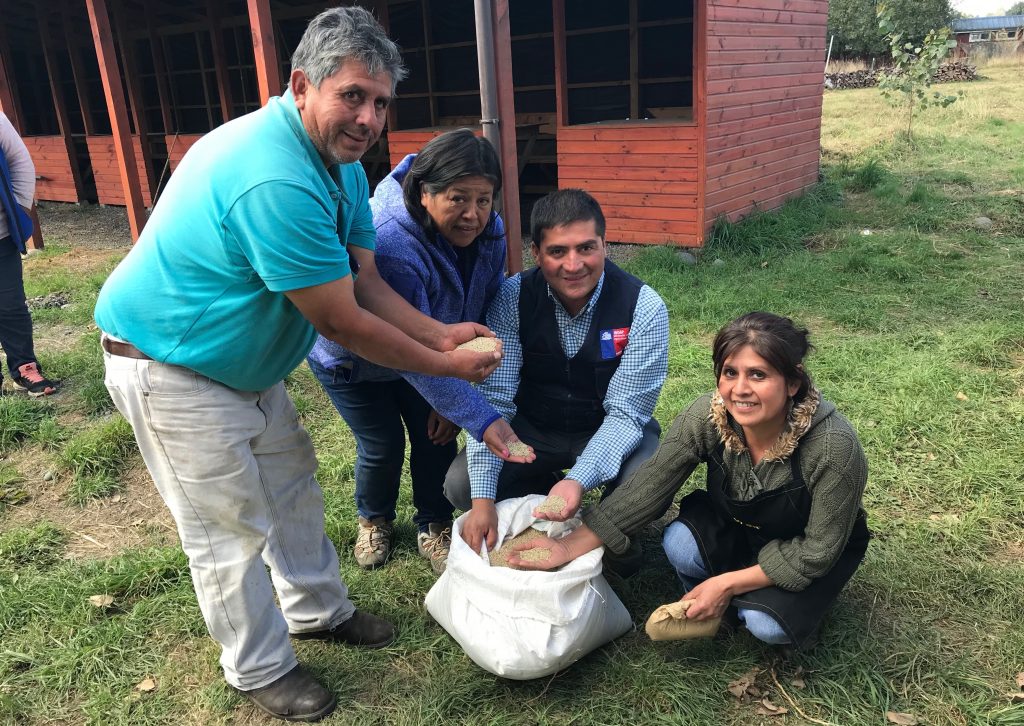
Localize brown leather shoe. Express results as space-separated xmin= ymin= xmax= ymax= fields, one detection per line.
xmin=291 ymin=610 xmax=396 ymax=649
xmin=234 ymin=665 xmax=336 ymax=722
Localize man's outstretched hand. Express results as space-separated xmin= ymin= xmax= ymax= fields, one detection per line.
xmin=439 ymin=322 xmax=496 ymax=351
xmin=443 ymin=346 xmax=501 ymax=382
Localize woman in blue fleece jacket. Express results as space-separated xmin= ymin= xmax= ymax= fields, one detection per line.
xmin=307 ymin=129 xmax=528 ymax=574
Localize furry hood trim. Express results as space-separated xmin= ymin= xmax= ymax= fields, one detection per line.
xmin=709 ymin=386 xmax=831 ymax=461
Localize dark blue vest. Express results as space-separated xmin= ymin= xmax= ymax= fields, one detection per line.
xmin=514 ymin=260 xmax=643 ymax=434
xmin=0 ymin=143 xmax=33 ymax=254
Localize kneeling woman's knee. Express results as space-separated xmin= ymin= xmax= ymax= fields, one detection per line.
xmin=662 ymin=521 xmax=707 ymax=578
xmin=739 ymin=609 xmax=790 ymax=645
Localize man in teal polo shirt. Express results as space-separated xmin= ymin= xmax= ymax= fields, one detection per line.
xmin=94 ymin=7 xmax=501 ymax=721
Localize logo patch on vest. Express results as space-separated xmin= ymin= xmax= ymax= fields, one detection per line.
xmin=599 ymin=327 xmax=630 ymax=359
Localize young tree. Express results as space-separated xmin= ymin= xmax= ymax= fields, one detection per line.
xmin=876 ymin=4 xmax=961 ymax=141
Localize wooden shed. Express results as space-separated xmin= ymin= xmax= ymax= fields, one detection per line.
xmin=951 ymin=15 xmax=1024 ymax=59
xmin=0 ymin=0 xmax=829 ymax=254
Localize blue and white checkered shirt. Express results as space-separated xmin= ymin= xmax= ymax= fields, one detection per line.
xmin=466 ymin=270 xmax=669 ymax=500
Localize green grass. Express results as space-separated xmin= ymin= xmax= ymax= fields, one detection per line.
xmin=58 ymin=415 xmax=139 ymax=505
xmin=0 ymin=65 xmax=1022 ymax=725
xmin=0 ymin=396 xmax=54 ymax=452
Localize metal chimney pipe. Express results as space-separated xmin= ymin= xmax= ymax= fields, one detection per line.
xmin=473 ymin=0 xmax=501 ymax=154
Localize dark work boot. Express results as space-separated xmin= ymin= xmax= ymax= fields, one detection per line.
xmin=291 ymin=610 xmax=396 ymax=649
xmin=234 ymin=665 xmax=336 ymax=722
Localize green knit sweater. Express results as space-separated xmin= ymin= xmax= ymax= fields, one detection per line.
xmin=582 ymin=390 xmax=868 ymax=592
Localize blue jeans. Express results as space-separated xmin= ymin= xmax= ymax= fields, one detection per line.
xmin=662 ymin=520 xmax=790 ymax=645
xmin=309 ymin=360 xmax=455 ymax=531
xmin=0 ymin=236 xmax=36 ymax=379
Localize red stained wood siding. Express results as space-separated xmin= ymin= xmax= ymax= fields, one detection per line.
xmin=702 ymin=0 xmax=827 ymax=228
xmin=23 ymin=136 xmax=81 ymax=203
xmin=165 ymin=134 xmax=204 ymax=171
xmin=86 ymin=135 xmax=153 ymax=207
xmin=386 ymin=128 xmax=483 ymax=170
xmin=558 ymin=122 xmax=701 ymax=246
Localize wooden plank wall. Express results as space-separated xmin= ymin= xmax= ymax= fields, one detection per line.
xmin=558 ymin=123 xmax=700 ymax=246
xmin=23 ymin=136 xmax=81 ymax=203
xmin=386 ymin=130 xmax=443 ymax=169
xmin=703 ymin=0 xmax=826 ymax=228
xmin=386 ymin=128 xmax=485 ymax=170
xmin=165 ymin=134 xmax=204 ymax=171
xmin=86 ymin=135 xmax=153 ymax=207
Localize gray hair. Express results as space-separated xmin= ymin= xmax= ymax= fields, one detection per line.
xmin=290 ymin=6 xmax=407 ymax=92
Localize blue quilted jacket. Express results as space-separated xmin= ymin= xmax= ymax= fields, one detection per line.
xmin=307 ymin=154 xmax=506 ymax=440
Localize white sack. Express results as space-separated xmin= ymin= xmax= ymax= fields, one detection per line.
xmin=424 ymin=494 xmax=633 ymax=680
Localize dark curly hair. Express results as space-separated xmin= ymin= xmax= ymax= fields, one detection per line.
xmin=712 ymin=312 xmax=815 ymax=403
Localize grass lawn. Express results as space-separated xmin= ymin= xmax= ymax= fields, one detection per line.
xmin=1 ymin=62 xmax=1022 ymax=726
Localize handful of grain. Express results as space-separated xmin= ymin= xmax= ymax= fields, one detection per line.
xmin=535 ymin=494 xmax=566 ymax=515
xmin=488 ymin=526 xmax=546 ymax=568
xmin=519 ymin=547 xmax=552 ymax=562
xmin=505 ymin=439 xmax=531 ymax=457
xmin=456 ymin=336 xmax=499 ymax=353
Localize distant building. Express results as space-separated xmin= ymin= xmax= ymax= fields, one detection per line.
xmin=951 ymin=15 xmax=1024 ymax=57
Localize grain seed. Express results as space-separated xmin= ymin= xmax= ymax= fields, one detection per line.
xmin=456 ymin=336 xmax=499 ymax=352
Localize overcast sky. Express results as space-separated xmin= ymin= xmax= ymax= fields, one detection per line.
xmin=952 ymin=0 xmax=1017 ymax=16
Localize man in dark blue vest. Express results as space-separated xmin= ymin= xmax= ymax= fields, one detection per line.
xmin=445 ymin=189 xmax=669 ymax=555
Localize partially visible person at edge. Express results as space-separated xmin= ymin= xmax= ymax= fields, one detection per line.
xmin=307 ymin=129 xmax=534 ymax=575
xmin=0 ymin=112 xmax=58 ymax=397
xmin=446 ymin=189 xmax=669 ymax=568
xmin=511 ymin=312 xmax=870 ymax=651
xmin=92 ymin=8 xmax=502 ymax=722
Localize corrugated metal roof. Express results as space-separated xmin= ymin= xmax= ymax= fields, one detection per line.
xmin=952 ymin=15 xmax=1024 ymax=32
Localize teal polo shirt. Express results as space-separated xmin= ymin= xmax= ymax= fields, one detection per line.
xmin=95 ymin=90 xmax=375 ymax=391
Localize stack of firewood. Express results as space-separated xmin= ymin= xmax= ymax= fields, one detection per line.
xmin=825 ymin=61 xmax=978 ymax=90
xmin=932 ymin=61 xmax=978 ymax=82
xmin=824 ymin=69 xmax=879 ymax=89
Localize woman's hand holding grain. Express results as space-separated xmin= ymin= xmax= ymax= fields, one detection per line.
xmin=680 ymin=575 xmax=734 ymax=621
xmin=532 ymin=479 xmax=583 ymax=521
xmin=506 ymin=535 xmax=572 ymax=570
xmin=482 ymin=419 xmax=536 ymax=463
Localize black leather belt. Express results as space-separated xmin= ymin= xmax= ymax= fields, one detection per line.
xmin=101 ymin=337 xmax=152 ymax=360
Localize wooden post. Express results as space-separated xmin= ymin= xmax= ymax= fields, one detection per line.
xmin=374 ymin=0 xmax=398 ymax=132
xmin=85 ymin=0 xmax=147 ymax=241
xmin=194 ymin=32 xmax=217 ymax=130
xmin=491 ymin=0 xmax=522 ymax=272
xmin=421 ymin=0 xmax=438 ymax=126
xmin=552 ymin=0 xmax=568 ymax=129
xmin=207 ymin=0 xmax=234 ymax=123
xmin=145 ymin=0 xmax=173 ymax=133
xmin=1 ymin=20 xmax=43 ymax=250
xmin=0 ymin=23 xmax=25 ymax=129
xmin=113 ymin=2 xmax=156 ymax=197
xmin=27 ymin=205 xmax=44 ymax=251
xmin=36 ymin=5 xmax=86 ymax=201
xmin=63 ymin=2 xmax=95 ymax=135
xmin=247 ymin=0 xmax=282 ymax=105
xmin=628 ymin=0 xmax=639 ymax=119
xmin=694 ymin=0 xmax=707 ymax=244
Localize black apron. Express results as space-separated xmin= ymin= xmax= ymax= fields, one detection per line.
xmin=675 ymin=443 xmax=869 ymax=649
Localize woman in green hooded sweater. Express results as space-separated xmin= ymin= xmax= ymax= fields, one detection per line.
xmin=510 ymin=312 xmax=869 ymax=650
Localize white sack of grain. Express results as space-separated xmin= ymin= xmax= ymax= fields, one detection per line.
xmin=424 ymin=494 xmax=633 ymax=680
